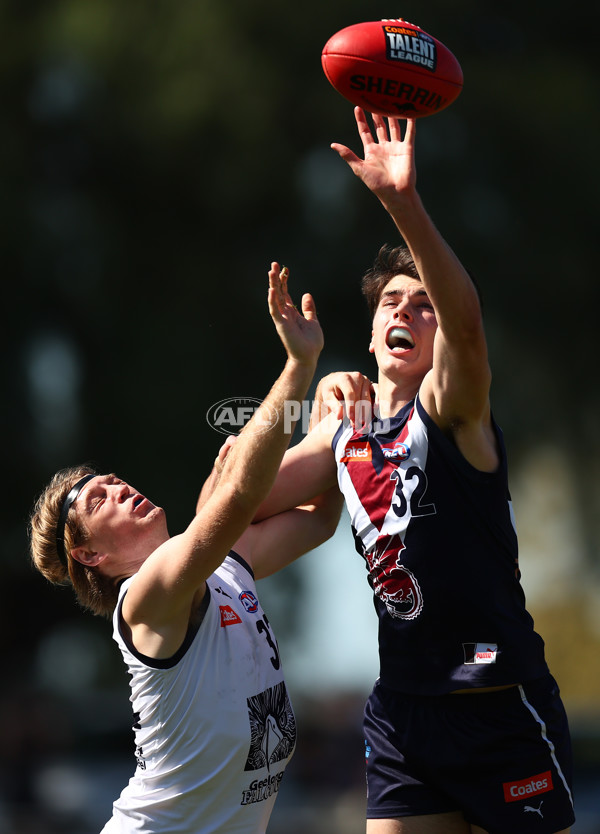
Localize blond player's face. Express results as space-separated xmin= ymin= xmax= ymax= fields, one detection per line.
xmin=74 ymin=474 xmax=164 ymax=557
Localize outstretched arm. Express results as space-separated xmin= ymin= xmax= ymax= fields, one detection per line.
xmin=333 ymin=107 xmax=497 ymax=471
xmin=123 ymin=263 xmax=324 ymax=656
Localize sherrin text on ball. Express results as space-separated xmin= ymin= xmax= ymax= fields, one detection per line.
xmin=321 ymin=18 xmax=463 ymax=118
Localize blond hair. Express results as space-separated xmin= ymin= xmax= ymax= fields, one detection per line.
xmin=28 ymin=465 xmax=119 ymax=618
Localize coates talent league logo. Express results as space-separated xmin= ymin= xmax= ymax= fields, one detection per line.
xmin=383 ymin=22 xmax=437 ymax=71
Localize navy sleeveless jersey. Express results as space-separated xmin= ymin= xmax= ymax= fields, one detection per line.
xmin=333 ymin=395 xmax=549 ymax=695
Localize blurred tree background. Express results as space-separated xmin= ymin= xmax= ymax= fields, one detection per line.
xmin=1 ymin=0 xmax=599 ymax=831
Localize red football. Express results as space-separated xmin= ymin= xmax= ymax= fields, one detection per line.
xmin=321 ymin=19 xmax=463 ymax=118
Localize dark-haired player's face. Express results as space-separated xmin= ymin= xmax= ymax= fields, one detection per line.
xmin=369 ymin=276 xmax=437 ymax=384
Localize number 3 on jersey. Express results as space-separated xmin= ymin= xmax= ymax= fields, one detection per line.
xmin=256 ymin=614 xmax=280 ymax=670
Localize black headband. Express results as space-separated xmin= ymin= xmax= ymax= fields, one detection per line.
xmin=56 ymin=473 xmax=96 ymax=567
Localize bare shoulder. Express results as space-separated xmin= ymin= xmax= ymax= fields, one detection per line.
xmin=419 ymin=374 xmax=500 ymax=473
xmin=120 ymin=532 xmax=210 ymax=627
xmin=120 ymin=565 xmax=208 ymax=659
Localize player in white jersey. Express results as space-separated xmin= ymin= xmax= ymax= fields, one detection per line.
xmin=254 ymin=109 xmax=574 ymax=833
xmin=102 ymin=551 xmax=295 ymax=833
xmin=29 ymin=265 xmax=343 ymax=833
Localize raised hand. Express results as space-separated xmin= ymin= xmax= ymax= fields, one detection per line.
xmin=268 ymin=262 xmax=324 ymax=367
xmin=331 ymin=107 xmax=416 ymax=207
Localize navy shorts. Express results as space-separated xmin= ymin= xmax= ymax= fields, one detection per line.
xmin=364 ymin=675 xmax=575 ymax=833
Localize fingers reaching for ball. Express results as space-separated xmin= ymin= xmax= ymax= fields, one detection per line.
xmin=268 ymin=262 xmax=324 ymax=367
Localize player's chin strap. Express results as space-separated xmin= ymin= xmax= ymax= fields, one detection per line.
xmin=56 ymin=473 xmax=97 ymax=568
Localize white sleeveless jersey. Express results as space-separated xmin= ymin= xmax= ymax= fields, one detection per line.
xmin=101 ymin=552 xmax=296 ymax=834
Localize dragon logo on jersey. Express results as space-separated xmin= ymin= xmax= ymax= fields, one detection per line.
xmin=367 ymin=533 xmax=423 ymax=619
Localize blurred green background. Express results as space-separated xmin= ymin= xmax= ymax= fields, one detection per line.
xmin=2 ymin=0 xmax=599 ymax=831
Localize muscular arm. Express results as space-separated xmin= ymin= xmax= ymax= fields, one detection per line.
xmin=333 ymin=108 xmax=497 ymax=471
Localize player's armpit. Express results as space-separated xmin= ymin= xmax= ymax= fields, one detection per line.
xmin=242 ymin=486 xmax=344 ymax=580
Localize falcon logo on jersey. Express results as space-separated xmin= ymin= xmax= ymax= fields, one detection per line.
xmin=381 ymin=441 xmax=410 ymax=461
xmin=367 ymin=533 xmax=423 ymax=619
xmin=341 ymin=441 xmax=372 ymax=462
xmin=239 ymin=590 xmax=259 ymax=613
xmin=219 ymin=605 xmax=242 ymax=626
xmin=241 ymin=681 xmax=296 ymax=805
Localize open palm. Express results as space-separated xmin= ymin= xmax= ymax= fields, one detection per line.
xmin=331 ymin=107 xmax=416 ymax=201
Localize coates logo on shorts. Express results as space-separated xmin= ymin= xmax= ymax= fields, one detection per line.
xmin=206 ymin=397 xmax=279 ymax=436
xmin=503 ymin=770 xmax=553 ymax=804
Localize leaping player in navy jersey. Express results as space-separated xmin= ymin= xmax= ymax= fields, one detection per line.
xmin=255 ymin=107 xmax=575 ymax=834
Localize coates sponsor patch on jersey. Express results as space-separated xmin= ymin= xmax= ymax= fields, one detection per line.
xmin=381 ymin=441 xmax=410 ymax=461
xmin=220 ymin=605 xmax=242 ymax=627
xmin=239 ymin=590 xmax=259 ymax=614
xmin=341 ymin=440 xmax=372 ymax=462
xmin=462 ymin=642 xmax=498 ymax=664
xmin=503 ymin=770 xmax=553 ymax=803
